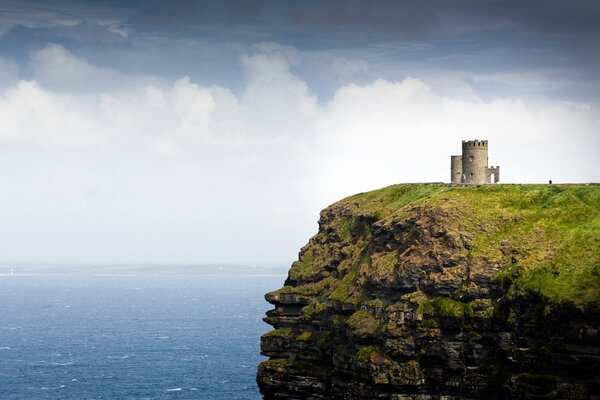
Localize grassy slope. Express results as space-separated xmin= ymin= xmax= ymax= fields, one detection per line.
xmin=345 ymin=183 xmax=600 ymax=307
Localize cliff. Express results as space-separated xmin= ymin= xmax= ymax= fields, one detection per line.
xmin=257 ymin=183 xmax=600 ymax=399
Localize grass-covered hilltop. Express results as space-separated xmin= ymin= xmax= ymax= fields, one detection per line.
xmin=257 ymin=183 xmax=600 ymax=400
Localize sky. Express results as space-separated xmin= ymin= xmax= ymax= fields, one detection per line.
xmin=0 ymin=0 xmax=598 ymax=265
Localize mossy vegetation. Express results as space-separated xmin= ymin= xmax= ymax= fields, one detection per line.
xmin=279 ymin=183 xmax=598 ymax=334
xmin=356 ymin=345 xmax=382 ymax=363
xmin=296 ymin=331 xmax=313 ymax=342
xmin=328 ymin=248 xmax=370 ymax=304
xmin=471 ymin=298 xmax=495 ymax=319
xmin=369 ymin=251 xmax=398 ymax=275
xmin=365 ymin=298 xmax=385 ymax=309
xmin=418 ymin=297 xmax=473 ymax=319
xmin=269 ymin=276 xmax=336 ymax=300
xmin=347 ymin=310 xmax=381 ymax=336
xmin=261 ymin=358 xmax=290 ymax=369
xmin=338 ymin=215 xmax=371 ymax=238
xmin=263 ymin=328 xmax=294 ymax=338
xmin=345 ymin=183 xmax=599 ymax=307
xmin=346 ymin=183 xmax=449 ymax=220
xmin=260 ymin=358 xmax=313 ymax=372
xmin=428 ymin=184 xmax=599 ymax=306
xmin=300 ymin=301 xmax=329 ymax=317
xmin=288 ymin=248 xmax=320 ymax=281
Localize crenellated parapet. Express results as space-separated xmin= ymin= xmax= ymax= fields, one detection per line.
xmin=462 ymin=139 xmax=488 ymax=149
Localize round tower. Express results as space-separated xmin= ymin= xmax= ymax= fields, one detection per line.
xmin=462 ymin=139 xmax=488 ymax=184
xmin=450 ymin=155 xmax=463 ymax=184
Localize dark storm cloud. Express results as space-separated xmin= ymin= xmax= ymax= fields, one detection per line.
xmin=121 ymin=0 xmax=600 ymax=40
xmin=0 ymin=0 xmax=131 ymax=32
xmin=5 ymin=0 xmax=599 ymax=41
xmin=1 ymin=0 xmax=599 ymax=101
xmin=128 ymin=0 xmax=439 ymax=39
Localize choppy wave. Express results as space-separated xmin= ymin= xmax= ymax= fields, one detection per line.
xmin=0 ymin=271 xmax=283 ymax=399
xmin=39 ymin=385 xmax=66 ymax=390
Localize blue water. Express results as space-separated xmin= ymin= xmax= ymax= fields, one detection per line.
xmin=0 ymin=266 xmax=284 ymax=399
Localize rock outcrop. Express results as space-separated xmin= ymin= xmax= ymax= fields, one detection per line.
xmin=257 ymin=184 xmax=600 ymax=399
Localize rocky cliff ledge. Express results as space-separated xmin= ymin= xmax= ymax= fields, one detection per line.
xmin=257 ymin=184 xmax=600 ymax=399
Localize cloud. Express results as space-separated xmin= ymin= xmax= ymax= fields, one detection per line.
xmin=4 ymin=45 xmax=599 ymax=181
xmin=0 ymin=44 xmax=597 ymax=264
xmin=30 ymin=44 xmax=130 ymax=91
xmin=240 ymin=50 xmax=318 ymax=142
xmin=0 ymin=79 xmax=106 ymax=147
xmin=0 ymin=0 xmax=130 ymax=36
xmin=4 ymin=1 xmax=598 ymax=106
xmin=104 ymin=23 xmax=128 ymax=38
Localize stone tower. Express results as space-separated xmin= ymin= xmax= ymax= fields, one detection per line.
xmin=462 ymin=139 xmax=488 ymax=184
xmin=450 ymin=139 xmax=500 ymax=184
xmin=450 ymin=155 xmax=462 ymax=184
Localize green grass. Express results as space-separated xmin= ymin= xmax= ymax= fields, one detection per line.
xmin=263 ymin=328 xmax=294 ymax=338
xmin=355 ymin=345 xmax=381 ymax=363
xmin=418 ymin=297 xmax=473 ymax=319
xmin=300 ymin=301 xmax=329 ymax=317
xmin=345 ymin=183 xmax=449 ymax=220
xmin=328 ymin=245 xmax=370 ymax=304
xmin=352 ymin=183 xmax=600 ymax=307
xmin=347 ymin=310 xmax=381 ymax=336
xmin=370 ymin=251 xmax=398 ymax=273
xmin=288 ymin=248 xmax=320 ymax=281
xmin=328 ymin=267 xmax=361 ymax=303
xmin=420 ymin=184 xmax=600 ymax=306
xmin=296 ymin=331 xmax=313 ymax=341
xmin=285 ymin=183 xmax=599 ymax=309
xmin=338 ymin=215 xmax=371 ymax=238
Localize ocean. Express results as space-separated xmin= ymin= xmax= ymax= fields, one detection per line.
xmin=0 ymin=265 xmax=286 ymax=400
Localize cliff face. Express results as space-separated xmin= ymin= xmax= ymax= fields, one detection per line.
xmin=257 ymin=184 xmax=600 ymax=400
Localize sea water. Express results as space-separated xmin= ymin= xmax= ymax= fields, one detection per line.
xmin=0 ymin=265 xmax=286 ymax=400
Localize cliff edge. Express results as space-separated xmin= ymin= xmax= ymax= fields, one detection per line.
xmin=257 ymin=183 xmax=600 ymax=399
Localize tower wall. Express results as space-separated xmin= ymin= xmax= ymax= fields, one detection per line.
xmin=450 ymin=155 xmax=463 ymax=184
xmin=462 ymin=139 xmax=488 ymax=184
xmin=487 ymin=166 xmax=500 ymax=183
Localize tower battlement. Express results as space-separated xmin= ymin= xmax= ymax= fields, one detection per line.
xmin=462 ymin=139 xmax=488 ymax=149
xmin=451 ymin=139 xmax=499 ymax=184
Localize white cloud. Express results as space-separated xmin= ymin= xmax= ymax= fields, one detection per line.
xmin=240 ymin=51 xmax=319 ymax=143
xmin=171 ymin=76 xmax=215 ymax=139
xmin=0 ymin=44 xmax=597 ymax=265
xmin=103 ymin=23 xmax=128 ymax=38
xmin=0 ymin=80 xmax=106 ymax=147
xmin=30 ymin=44 xmax=126 ymax=91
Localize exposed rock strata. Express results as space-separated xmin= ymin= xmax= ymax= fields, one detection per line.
xmin=257 ymin=184 xmax=600 ymax=399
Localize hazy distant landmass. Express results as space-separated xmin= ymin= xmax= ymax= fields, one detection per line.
xmin=0 ymin=264 xmax=289 ymax=277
